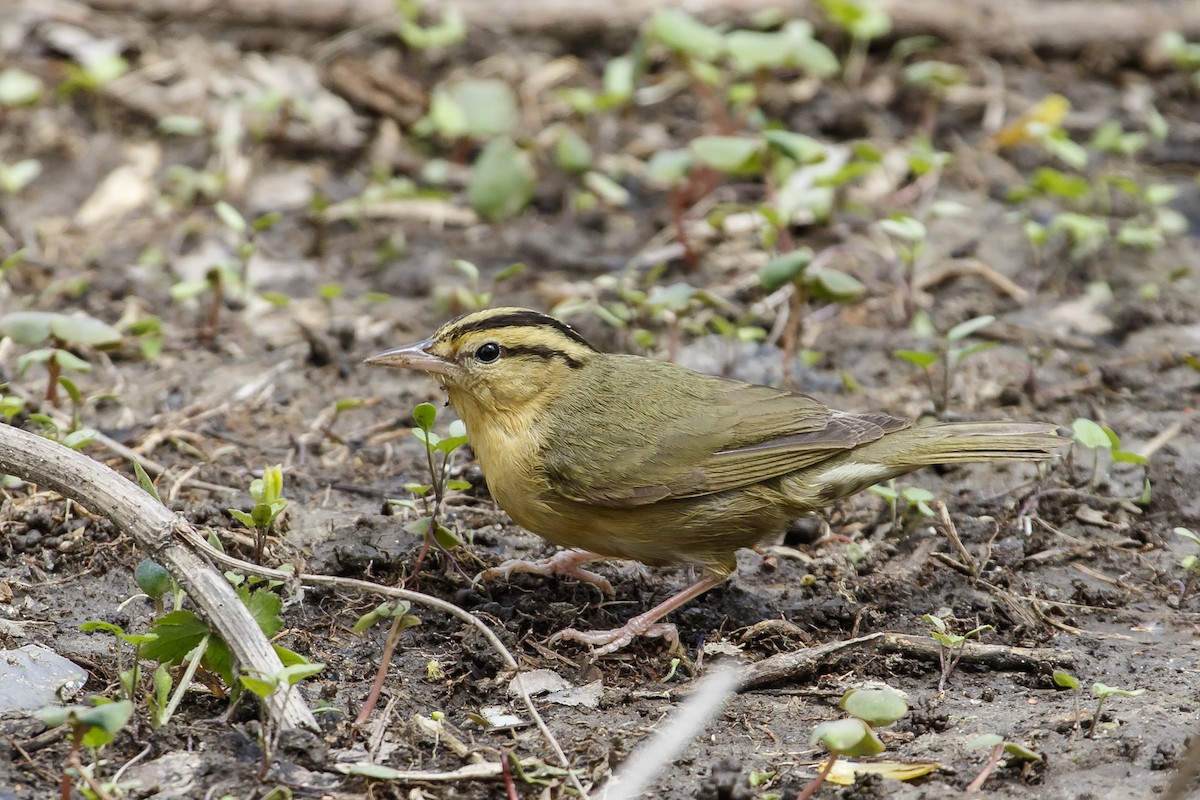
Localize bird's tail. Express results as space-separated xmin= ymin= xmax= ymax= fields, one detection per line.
xmin=793 ymin=422 xmax=1063 ymax=507
xmin=867 ymin=422 xmax=1065 ymax=470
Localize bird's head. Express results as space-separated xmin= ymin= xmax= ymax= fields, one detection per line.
xmin=365 ymin=307 xmax=599 ymax=424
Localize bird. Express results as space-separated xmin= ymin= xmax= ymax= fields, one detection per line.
xmin=366 ymin=307 xmax=1062 ymax=655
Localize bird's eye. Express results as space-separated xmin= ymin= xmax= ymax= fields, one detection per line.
xmin=475 ymin=342 xmax=502 ymax=363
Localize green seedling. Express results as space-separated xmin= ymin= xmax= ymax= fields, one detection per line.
xmin=894 ymin=313 xmax=998 ymax=414
xmin=877 ymin=214 xmax=926 ymax=314
xmin=361 ymin=402 xmax=468 ymax=725
xmin=134 ymin=557 xmax=181 ymax=617
xmin=240 ymin=661 xmax=325 ymax=778
xmin=59 ymin=53 xmax=128 ymax=96
xmin=0 ymin=392 xmax=24 ymax=423
xmin=172 ymin=202 xmax=281 ymax=343
xmin=923 ymin=614 xmax=992 ymax=692
xmin=35 ymin=697 xmax=134 ymax=800
xmin=1070 ymin=417 xmax=1147 ymax=487
xmin=1088 ymin=683 xmax=1146 ymax=739
xmin=1174 ymin=527 xmax=1200 ymax=603
xmin=817 ymin=0 xmax=891 ymax=86
xmin=353 ymin=599 xmax=423 ymax=726
xmin=468 ymin=136 xmax=536 ymax=221
xmin=800 ymin=687 xmax=908 ymax=800
xmin=869 ymin=480 xmax=937 ymax=526
xmin=138 ymin=578 xmax=305 ymax=722
xmin=759 ymin=247 xmax=864 ymax=384
xmin=964 ymin=734 xmax=1041 ymax=794
xmin=437 ymin=260 xmax=526 ymax=315
xmin=1156 ymin=31 xmax=1200 ymax=87
xmin=0 ymin=67 xmax=43 ymax=106
xmin=0 ymin=310 xmax=122 ymax=406
xmin=394 ymin=0 xmax=466 ymax=50
xmin=1053 ymin=669 xmax=1083 ymax=735
xmin=389 ymin=401 xmax=471 ymax=576
xmin=162 ymin=164 xmax=224 ymax=208
xmin=0 ymin=158 xmax=41 ymax=195
xmin=78 ymin=620 xmax=158 ymax=705
xmin=748 ymin=769 xmax=780 ymax=800
xmin=229 ymin=464 xmax=288 ymax=565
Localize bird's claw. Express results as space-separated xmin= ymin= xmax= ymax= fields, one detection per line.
xmin=475 ymin=550 xmax=615 ymax=596
xmin=552 ymin=621 xmax=680 ymax=657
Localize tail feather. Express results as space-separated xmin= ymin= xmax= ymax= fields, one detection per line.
xmin=875 ymin=422 xmax=1064 ymax=468
xmin=793 ymin=421 xmax=1063 ymax=507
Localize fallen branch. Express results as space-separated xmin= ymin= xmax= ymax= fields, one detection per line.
xmin=75 ymin=0 xmax=1200 ymax=55
xmin=740 ymin=630 xmax=1074 ymax=689
xmin=0 ymin=423 xmax=316 ymax=732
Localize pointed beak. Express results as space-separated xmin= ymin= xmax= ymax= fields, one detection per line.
xmin=364 ymin=339 xmax=458 ymax=377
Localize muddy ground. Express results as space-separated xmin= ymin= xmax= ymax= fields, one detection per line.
xmin=2 ymin=2 xmax=1199 ymax=798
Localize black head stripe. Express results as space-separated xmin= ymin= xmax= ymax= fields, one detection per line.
xmin=445 ymin=310 xmax=596 ymax=351
xmin=504 ymin=344 xmax=583 ymax=369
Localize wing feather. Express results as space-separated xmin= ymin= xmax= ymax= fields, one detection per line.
xmin=538 ymin=356 xmax=910 ymax=508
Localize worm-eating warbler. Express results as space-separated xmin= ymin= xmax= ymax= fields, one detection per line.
xmin=367 ymin=307 xmax=1061 ymax=654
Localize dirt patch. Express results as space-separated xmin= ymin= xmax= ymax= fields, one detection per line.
xmin=2 ymin=2 xmax=1199 ymax=798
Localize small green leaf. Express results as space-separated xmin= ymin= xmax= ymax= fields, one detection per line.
xmin=805 ymin=268 xmax=864 ymax=301
xmin=1071 ymin=418 xmax=1112 ymax=450
xmin=818 ymin=0 xmax=892 ymax=41
xmin=645 ymin=149 xmax=694 ymax=187
xmin=61 ymin=428 xmax=97 ymax=450
xmin=468 ymin=137 xmax=536 ymax=221
xmin=555 ymin=128 xmax=593 ymax=173
xmin=240 ymin=674 xmax=278 ymax=697
xmin=243 ymin=587 xmax=284 ymax=638
xmin=903 ymin=60 xmax=966 ymax=88
xmin=763 ymin=130 xmax=826 ymax=164
xmin=878 ymin=216 xmax=926 ymax=242
xmin=0 ymin=68 xmax=43 ymax=106
xmin=1003 ymin=742 xmax=1042 ymax=761
xmin=583 ymin=171 xmax=631 ymax=206
xmin=51 ymin=349 xmax=93 ymax=372
xmin=646 ymin=8 xmax=724 ymax=61
xmin=0 ymin=159 xmax=42 ymax=194
xmin=412 ymin=402 xmax=437 ymax=432
xmin=840 ymin=688 xmax=908 ymax=726
xmin=429 ymin=79 xmax=518 ymax=139
xmin=1175 ymin=527 xmax=1200 ymax=546
xmin=135 ymin=558 xmax=173 ymax=599
xmin=968 ymin=733 xmax=1003 ymax=750
xmin=759 ymin=249 xmax=814 ymax=291
xmin=1053 ymin=670 xmax=1080 ymax=690
xmin=214 ymin=201 xmax=246 ymax=234
xmin=690 ymin=136 xmax=764 ymax=176
xmin=141 ymin=610 xmax=211 ymax=664
xmin=132 ymin=460 xmax=163 ymax=504
xmin=946 ymin=315 xmax=995 ymax=342
xmin=0 ymin=311 xmax=55 ymax=344
xmin=432 ymin=523 xmax=462 ymax=549
xmin=895 ymin=349 xmax=939 ymax=368
xmin=810 ymin=718 xmax=883 ymax=756
xmin=1092 ymin=683 xmax=1145 ymax=699
xmin=280 ymin=662 xmax=325 ymax=685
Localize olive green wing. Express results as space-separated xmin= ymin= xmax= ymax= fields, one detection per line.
xmin=540 ymin=363 xmax=909 ymax=508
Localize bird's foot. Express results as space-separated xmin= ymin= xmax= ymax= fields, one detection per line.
xmin=476 ymin=549 xmax=615 ymax=596
xmin=552 ymin=619 xmax=681 ymax=657
xmin=551 ymin=574 xmax=724 ymax=657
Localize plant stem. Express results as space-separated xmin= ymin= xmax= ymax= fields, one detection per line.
xmin=965 ymin=743 xmax=1005 ymax=793
xmin=355 ymin=603 xmax=409 ymax=726
xmin=795 ymin=752 xmax=839 ymax=800
xmin=1087 ymin=698 xmax=1105 ymax=739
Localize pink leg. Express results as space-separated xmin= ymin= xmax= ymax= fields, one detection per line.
xmin=477 ymin=549 xmax=615 ymax=595
xmin=553 ymin=575 xmax=724 ymax=656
